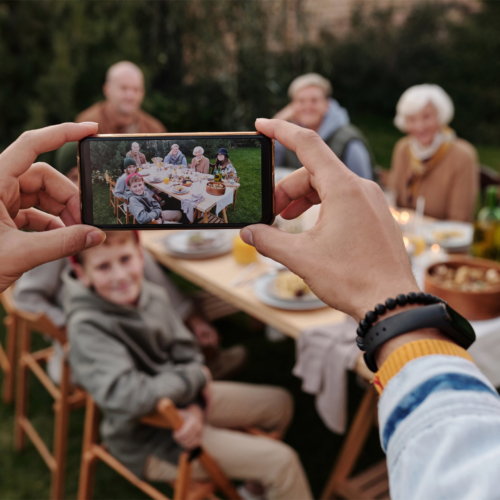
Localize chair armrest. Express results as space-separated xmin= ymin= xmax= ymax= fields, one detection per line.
xmin=140 ymin=398 xmax=184 ymax=430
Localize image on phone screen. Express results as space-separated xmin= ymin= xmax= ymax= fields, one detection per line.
xmin=79 ymin=134 xmax=274 ymax=229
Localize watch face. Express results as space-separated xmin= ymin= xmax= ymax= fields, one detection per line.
xmin=445 ymin=303 xmax=476 ymax=346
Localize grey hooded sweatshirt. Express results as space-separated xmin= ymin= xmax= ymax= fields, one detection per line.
xmin=63 ymin=271 xmax=206 ymax=477
xmin=275 ymin=99 xmax=374 ymax=180
xmin=128 ymin=190 xmax=162 ymax=224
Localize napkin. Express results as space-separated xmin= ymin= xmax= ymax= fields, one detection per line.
xmin=181 ymin=193 xmax=204 ymax=222
xmin=293 ymin=317 xmax=360 ymax=434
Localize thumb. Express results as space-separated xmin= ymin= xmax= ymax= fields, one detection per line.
xmin=240 ymin=225 xmax=302 ymax=270
xmin=19 ymin=225 xmax=106 ymax=271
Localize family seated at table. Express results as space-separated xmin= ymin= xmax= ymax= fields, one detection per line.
xmin=127 ymin=173 xmax=182 ymax=224
xmin=164 ymin=143 xmax=188 ymax=166
xmin=65 ymin=231 xmax=313 ymax=500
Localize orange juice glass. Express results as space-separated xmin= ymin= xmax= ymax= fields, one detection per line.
xmin=233 ymin=235 xmax=258 ymax=264
xmin=163 ymin=177 xmax=170 ymax=185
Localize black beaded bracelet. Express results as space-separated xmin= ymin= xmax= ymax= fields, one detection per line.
xmin=356 ymin=292 xmax=445 ymax=350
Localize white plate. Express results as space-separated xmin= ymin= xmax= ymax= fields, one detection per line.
xmin=163 ymin=231 xmax=232 ymax=259
xmin=170 ymin=186 xmax=190 ymax=195
xmin=253 ymin=273 xmax=328 ymax=311
xmin=422 ymin=221 xmax=474 ymax=250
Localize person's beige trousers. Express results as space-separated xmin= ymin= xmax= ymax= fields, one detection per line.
xmin=145 ymin=381 xmax=313 ymax=500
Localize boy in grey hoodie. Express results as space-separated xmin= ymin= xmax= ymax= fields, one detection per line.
xmin=127 ymin=174 xmax=182 ymax=224
xmin=65 ymin=232 xmax=312 ymax=500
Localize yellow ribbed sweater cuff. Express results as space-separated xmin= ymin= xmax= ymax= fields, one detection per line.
xmin=373 ymin=340 xmax=474 ymax=395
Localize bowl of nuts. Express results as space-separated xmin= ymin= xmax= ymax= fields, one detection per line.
xmin=425 ymin=257 xmax=500 ymax=320
xmin=206 ymin=182 xmax=226 ymax=196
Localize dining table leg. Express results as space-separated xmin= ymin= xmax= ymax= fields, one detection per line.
xmin=203 ymin=212 xmax=208 ymax=224
xmin=222 ymin=208 xmax=228 ymax=223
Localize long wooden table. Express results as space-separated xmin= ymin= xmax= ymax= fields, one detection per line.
xmin=140 ymin=231 xmax=346 ymax=338
xmin=142 ymin=169 xmax=238 ymax=223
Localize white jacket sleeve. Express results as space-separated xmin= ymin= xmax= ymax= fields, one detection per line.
xmin=379 ymin=355 xmax=500 ymax=500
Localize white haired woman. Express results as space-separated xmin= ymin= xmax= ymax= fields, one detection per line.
xmin=388 ymin=84 xmax=479 ymax=222
xmin=190 ymin=146 xmax=210 ymax=173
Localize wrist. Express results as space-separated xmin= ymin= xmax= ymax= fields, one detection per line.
xmin=353 ymin=283 xmax=421 ymax=322
xmin=358 ymin=298 xmax=475 ymax=372
xmin=374 ymin=328 xmax=448 ymax=368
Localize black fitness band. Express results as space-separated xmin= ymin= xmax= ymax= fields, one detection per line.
xmin=359 ymin=303 xmax=476 ymax=372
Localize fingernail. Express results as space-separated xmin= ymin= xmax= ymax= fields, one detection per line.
xmin=81 ymin=121 xmax=98 ymax=126
xmin=85 ymin=230 xmax=106 ymax=249
xmin=255 ymin=118 xmax=269 ymax=122
xmin=240 ymin=228 xmax=254 ymax=246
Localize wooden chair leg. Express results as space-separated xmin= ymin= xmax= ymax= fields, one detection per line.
xmin=2 ymin=314 xmax=17 ymax=404
xmin=199 ymin=450 xmax=242 ymax=500
xmin=320 ymin=386 xmax=378 ymax=500
xmin=78 ymin=396 xmax=99 ymax=500
xmin=51 ymin=356 xmax=71 ymax=500
xmin=222 ymin=208 xmax=228 ymax=223
xmin=233 ymin=191 xmax=237 ymax=211
xmin=174 ymin=452 xmax=192 ymax=500
xmin=14 ymin=319 xmax=31 ymax=451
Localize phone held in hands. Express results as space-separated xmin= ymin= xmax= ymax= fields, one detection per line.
xmin=78 ymin=132 xmax=275 ymax=229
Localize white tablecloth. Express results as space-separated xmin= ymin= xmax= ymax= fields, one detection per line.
xmin=142 ymin=169 xmax=235 ymax=217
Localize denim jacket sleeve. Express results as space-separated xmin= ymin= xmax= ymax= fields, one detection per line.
xmin=379 ymin=355 xmax=500 ymax=500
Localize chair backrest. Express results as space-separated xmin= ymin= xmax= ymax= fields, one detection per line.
xmin=5 ymin=287 xmax=67 ymax=345
xmin=104 ymin=172 xmax=112 ymax=184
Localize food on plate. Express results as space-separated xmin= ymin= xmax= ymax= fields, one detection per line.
xmin=187 ymin=232 xmax=216 ymax=249
xmin=431 ymin=264 xmax=500 ymax=292
xmin=432 ymin=230 xmax=465 ymax=241
xmin=182 ymin=180 xmax=193 ymax=187
xmin=172 ymin=185 xmax=188 ymax=193
xmin=274 ymin=271 xmax=313 ymax=299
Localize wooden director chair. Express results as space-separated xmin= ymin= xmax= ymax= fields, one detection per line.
xmin=104 ymin=173 xmax=116 ymax=214
xmin=0 ymin=287 xmax=17 ymax=404
xmin=79 ymin=397 xmax=243 ymax=500
xmin=14 ymin=307 xmax=86 ymax=500
xmin=321 ymin=385 xmax=389 ymax=500
xmin=104 ymin=172 xmax=135 ymax=224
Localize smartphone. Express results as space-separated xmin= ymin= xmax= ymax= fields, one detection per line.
xmin=78 ymin=132 xmax=274 ymax=229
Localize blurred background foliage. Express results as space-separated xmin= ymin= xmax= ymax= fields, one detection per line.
xmin=0 ymin=0 xmax=499 ymax=152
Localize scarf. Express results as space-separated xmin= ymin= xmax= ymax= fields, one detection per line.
xmin=194 ymin=155 xmax=204 ymax=163
xmin=406 ymin=127 xmax=455 ymax=205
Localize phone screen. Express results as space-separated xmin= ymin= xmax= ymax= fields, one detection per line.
xmin=79 ymin=134 xmax=274 ymax=229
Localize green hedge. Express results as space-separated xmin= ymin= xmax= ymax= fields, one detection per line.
xmin=0 ymin=0 xmax=498 ymax=156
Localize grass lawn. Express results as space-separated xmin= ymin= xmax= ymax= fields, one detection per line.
xmin=0 ymin=280 xmax=384 ymax=499
xmin=353 ymin=114 xmax=500 ymax=171
xmin=93 ymin=147 xmax=262 ymax=226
